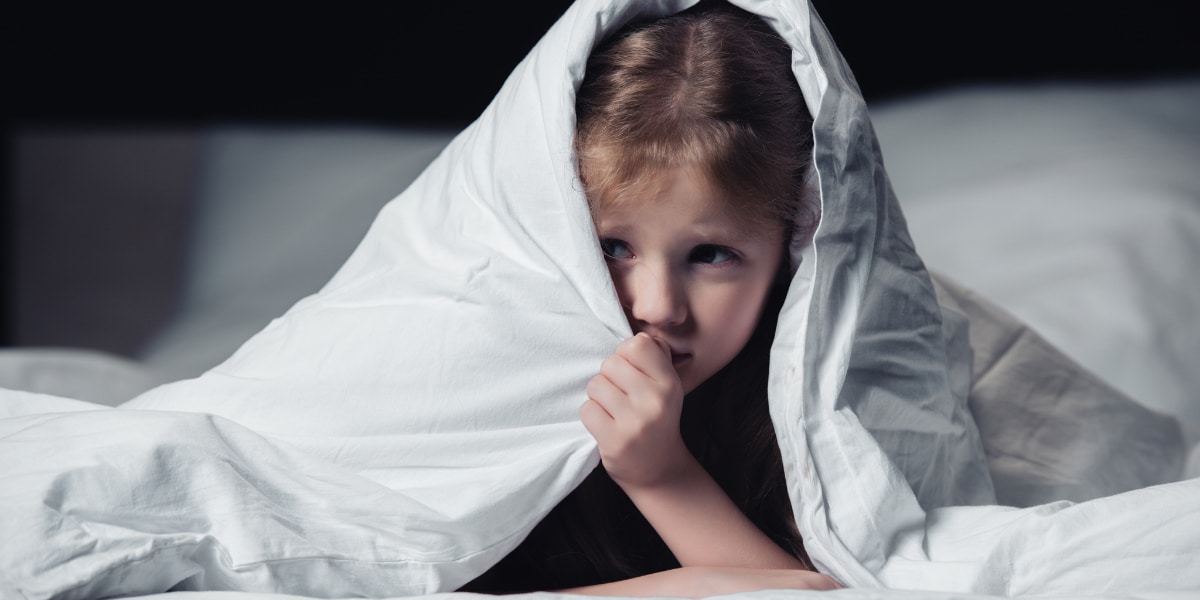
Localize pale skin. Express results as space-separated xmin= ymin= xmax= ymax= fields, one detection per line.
xmin=570 ymin=167 xmax=841 ymax=596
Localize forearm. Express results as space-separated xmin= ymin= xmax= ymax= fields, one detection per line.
xmin=559 ymin=567 xmax=694 ymax=597
xmin=620 ymin=457 xmax=805 ymax=570
xmin=559 ymin=566 xmax=839 ymax=597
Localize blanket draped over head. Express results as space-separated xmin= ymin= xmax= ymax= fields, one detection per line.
xmin=2 ymin=0 xmax=1196 ymax=598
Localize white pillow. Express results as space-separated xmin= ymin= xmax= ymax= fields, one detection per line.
xmin=139 ymin=128 xmax=456 ymax=381
xmin=0 ymin=348 xmax=162 ymax=407
xmin=871 ymin=82 xmax=1200 ymax=447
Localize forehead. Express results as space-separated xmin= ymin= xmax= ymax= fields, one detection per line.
xmin=590 ymin=166 xmax=760 ymax=239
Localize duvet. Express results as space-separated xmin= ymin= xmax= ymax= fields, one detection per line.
xmin=3 ymin=0 xmax=1196 ymax=598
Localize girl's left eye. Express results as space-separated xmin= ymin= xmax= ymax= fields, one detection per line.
xmin=689 ymin=244 xmax=739 ymax=266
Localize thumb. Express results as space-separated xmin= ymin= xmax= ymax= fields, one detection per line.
xmin=635 ymin=332 xmax=672 ymax=358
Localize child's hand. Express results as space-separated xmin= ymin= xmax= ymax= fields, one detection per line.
xmin=581 ymin=332 xmax=695 ymax=489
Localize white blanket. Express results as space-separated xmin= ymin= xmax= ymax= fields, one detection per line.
xmin=2 ymin=0 xmax=1196 ymax=598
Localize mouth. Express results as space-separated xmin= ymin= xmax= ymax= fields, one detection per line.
xmin=641 ymin=333 xmax=691 ymax=367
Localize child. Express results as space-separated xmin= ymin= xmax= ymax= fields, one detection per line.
xmin=463 ymin=2 xmax=837 ymax=595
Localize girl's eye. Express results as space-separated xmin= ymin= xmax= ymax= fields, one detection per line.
xmin=600 ymin=238 xmax=633 ymax=260
xmin=689 ymin=244 xmax=739 ymax=266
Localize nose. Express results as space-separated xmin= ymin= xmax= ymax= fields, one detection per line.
xmin=619 ymin=263 xmax=687 ymax=329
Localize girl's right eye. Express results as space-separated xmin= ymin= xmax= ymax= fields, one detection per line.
xmin=599 ymin=238 xmax=632 ymax=261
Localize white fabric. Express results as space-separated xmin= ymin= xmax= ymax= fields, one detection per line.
xmin=0 ymin=348 xmax=162 ymax=407
xmin=930 ymin=273 xmax=1183 ymax=507
xmin=140 ymin=128 xmax=456 ymax=381
xmin=2 ymin=1 xmax=1196 ymax=599
xmin=871 ymin=81 xmax=1200 ymax=447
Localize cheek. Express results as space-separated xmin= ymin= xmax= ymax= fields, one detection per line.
xmin=609 ymin=268 xmax=645 ymax=329
xmin=607 ymin=266 xmax=632 ymax=306
xmin=701 ymin=285 xmax=767 ymax=351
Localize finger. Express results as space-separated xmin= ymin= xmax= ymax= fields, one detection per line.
xmin=579 ymin=397 xmax=613 ymax=440
xmin=585 ymin=373 xmax=629 ymax=419
xmin=620 ymin=331 xmax=668 ymax=354
xmin=640 ymin=331 xmax=673 ymax=358
xmin=601 ymin=352 xmax=675 ymax=415
xmin=617 ymin=333 xmax=676 ymax=384
xmin=580 ymin=397 xmax=624 ymax=452
xmin=598 ymin=353 xmax=646 ymax=395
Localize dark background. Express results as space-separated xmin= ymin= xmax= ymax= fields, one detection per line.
xmin=9 ymin=2 xmax=1199 ymax=126
xmin=6 ymin=1 xmax=1199 ymax=354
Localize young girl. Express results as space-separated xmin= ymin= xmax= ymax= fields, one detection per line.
xmin=463 ymin=2 xmax=836 ymax=595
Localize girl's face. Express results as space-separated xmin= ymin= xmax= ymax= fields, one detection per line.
xmin=593 ymin=166 xmax=786 ymax=394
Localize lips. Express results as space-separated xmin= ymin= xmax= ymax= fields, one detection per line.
xmin=639 ymin=333 xmax=690 ymax=366
xmin=670 ymin=351 xmax=692 ymax=366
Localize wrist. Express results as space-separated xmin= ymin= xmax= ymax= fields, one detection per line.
xmin=614 ymin=451 xmax=707 ymax=498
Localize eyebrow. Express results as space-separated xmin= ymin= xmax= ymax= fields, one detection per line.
xmin=596 ymin=217 xmax=759 ymax=244
xmin=695 ymin=215 xmax=762 ymax=241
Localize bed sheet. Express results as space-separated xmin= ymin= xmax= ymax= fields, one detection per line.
xmin=2 ymin=394 xmax=1193 ymax=599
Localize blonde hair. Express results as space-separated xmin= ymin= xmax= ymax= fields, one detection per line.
xmin=575 ymin=0 xmax=817 ymax=241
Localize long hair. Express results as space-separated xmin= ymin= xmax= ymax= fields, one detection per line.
xmin=462 ymin=1 xmax=816 ymax=592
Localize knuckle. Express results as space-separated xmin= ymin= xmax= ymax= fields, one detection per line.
xmin=644 ymin=401 xmax=667 ymax=422
xmin=585 ymin=376 xmax=605 ymax=398
xmin=619 ymin=334 xmax=650 ymax=356
xmin=664 ymin=378 xmax=683 ymax=399
xmin=599 ymin=354 xmax=623 ymax=375
xmin=633 ymin=335 xmax=658 ymax=355
xmin=579 ymin=400 xmax=600 ymax=427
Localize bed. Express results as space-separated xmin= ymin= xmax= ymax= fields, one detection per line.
xmin=4 ymin=0 xmax=1198 ymax=598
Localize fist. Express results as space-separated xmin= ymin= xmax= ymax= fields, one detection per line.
xmin=581 ymin=333 xmax=693 ymax=488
